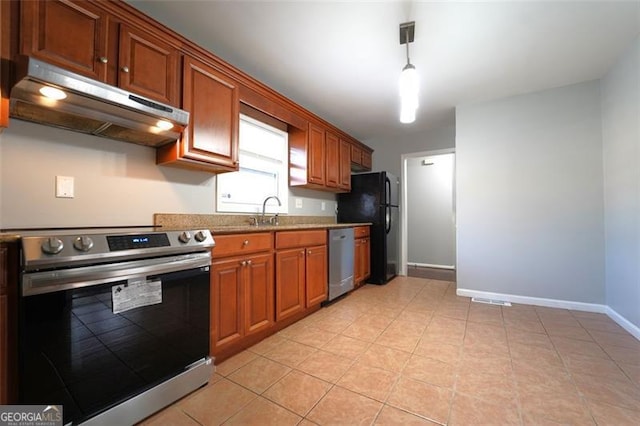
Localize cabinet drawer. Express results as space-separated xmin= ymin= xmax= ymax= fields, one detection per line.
xmin=275 ymin=230 xmax=326 ymax=249
xmin=354 ymin=226 xmax=370 ymax=238
xmin=213 ymin=233 xmax=272 ymax=258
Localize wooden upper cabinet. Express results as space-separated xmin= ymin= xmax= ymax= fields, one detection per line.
xmin=361 ymin=149 xmax=372 ymax=170
xmin=325 ymin=131 xmax=339 ymax=188
xmin=20 ymin=0 xmax=181 ymax=106
xmin=157 ymin=56 xmax=239 ymax=172
xmin=308 ymin=123 xmax=326 ymax=185
xmin=117 ymin=24 xmax=179 ymax=106
xmin=21 ymin=0 xmax=108 ymax=81
xmin=351 ymin=142 xmax=372 ymax=172
xmin=339 ymin=138 xmax=352 ymax=191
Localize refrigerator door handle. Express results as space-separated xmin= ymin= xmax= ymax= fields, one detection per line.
xmin=385 ymin=177 xmax=391 ymax=205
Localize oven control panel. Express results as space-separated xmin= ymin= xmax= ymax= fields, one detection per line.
xmin=21 ymin=229 xmax=215 ymax=271
xmin=107 ymin=233 xmax=170 ymax=251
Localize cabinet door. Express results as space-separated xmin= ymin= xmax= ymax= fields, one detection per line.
xmin=211 ymin=257 xmax=243 ymax=353
xmin=275 ymin=248 xmax=305 ymax=321
xmin=363 ymin=237 xmax=371 ymax=280
xmin=351 ymin=144 xmax=362 ymax=167
xmin=339 ymin=139 xmax=352 ymax=191
xmin=305 ymin=245 xmax=327 ymax=307
xmin=325 ymin=131 xmax=339 ymax=188
xmin=308 ymin=123 xmax=325 ymax=185
xmin=118 ymin=24 xmax=179 ymax=106
xmin=179 ymin=56 xmax=239 ymax=169
xmin=361 ymin=150 xmax=372 ymax=171
xmin=354 ymin=238 xmax=364 ymax=285
xmin=0 ymin=293 xmax=7 ymax=404
xmin=21 ymin=0 xmax=107 ymax=81
xmin=244 ymin=253 xmax=274 ymax=336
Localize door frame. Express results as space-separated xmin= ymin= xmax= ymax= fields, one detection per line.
xmin=400 ymin=148 xmax=456 ymax=276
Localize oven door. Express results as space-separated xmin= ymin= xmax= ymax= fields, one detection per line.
xmin=19 ymin=253 xmax=211 ymax=425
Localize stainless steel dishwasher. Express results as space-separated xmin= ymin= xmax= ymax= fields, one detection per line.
xmin=327 ymin=228 xmax=355 ymax=302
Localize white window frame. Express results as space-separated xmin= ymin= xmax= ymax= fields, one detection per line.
xmin=216 ymin=114 xmax=289 ymax=214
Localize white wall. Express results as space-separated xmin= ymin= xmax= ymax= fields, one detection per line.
xmin=365 ymin=126 xmax=455 ymax=177
xmin=456 ymin=80 xmax=606 ymax=304
xmin=0 ymin=120 xmax=334 ymax=229
xmin=601 ymin=36 xmax=640 ymax=328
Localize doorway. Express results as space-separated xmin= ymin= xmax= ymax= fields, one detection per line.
xmin=400 ymin=149 xmax=456 ymax=280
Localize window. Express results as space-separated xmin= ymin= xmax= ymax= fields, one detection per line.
xmin=216 ymin=115 xmax=289 ymax=213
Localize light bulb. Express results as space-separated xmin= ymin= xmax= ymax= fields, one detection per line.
xmin=155 ymin=120 xmax=174 ymax=131
xmin=39 ymin=86 xmax=67 ymax=100
xmin=399 ymin=64 xmax=419 ymax=102
xmin=399 ymin=103 xmax=416 ymax=124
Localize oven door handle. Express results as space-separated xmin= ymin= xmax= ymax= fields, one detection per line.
xmin=21 ymin=252 xmax=211 ymax=297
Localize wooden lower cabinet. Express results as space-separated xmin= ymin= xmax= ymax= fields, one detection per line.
xmin=274 ymin=248 xmax=305 ymax=321
xmin=305 ymin=245 xmax=328 ymax=306
xmin=354 ymin=226 xmax=371 ymax=287
xmin=210 ymin=233 xmax=274 ymax=357
xmin=275 ymin=230 xmax=328 ymax=321
xmin=0 ymin=242 xmax=18 ymax=404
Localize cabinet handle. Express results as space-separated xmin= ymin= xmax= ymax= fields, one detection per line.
xmin=247 ymin=260 xmax=252 ymax=265
xmin=300 ymin=250 xmax=305 ymax=256
xmin=99 ymin=56 xmax=108 ymax=64
xmin=243 ymin=240 xmax=249 ymax=246
xmin=241 ymin=261 xmax=247 ymax=266
xmin=121 ymin=66 xmax=130 ymax=73
xmin=308 ymin=250 xmax=312 ymax=255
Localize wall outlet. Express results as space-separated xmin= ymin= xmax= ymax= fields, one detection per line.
xmin=56 ymin=176 xmax=74 ymax=198
xmin=321 ymin=201 xmax=326 ymax=211
xmin=295 ymin=198 xmax=303 ymax=209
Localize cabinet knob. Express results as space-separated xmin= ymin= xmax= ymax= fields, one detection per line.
xmin=247 ymin=260 xmax=252 ymax=265
xmin=243 ymin=240 xmax=249 ymax=246
xmin=99 ymin=56 xmax=108 ymax=64
xmin=300 ymin=250 xmax=305 ymax=256
xmin=121 ymin=66 xmax=130 ymax=73
xmin=241 ymin=261 xmax=247 ymax=266
xmin=308 ymin=250 xmax=312 ymax=255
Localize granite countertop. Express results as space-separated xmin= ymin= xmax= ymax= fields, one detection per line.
xmin=154 ymin=213 xmax=370 ymax=235
xmin=0 ymin=215 xmax=371 ymax=242
xmin=0 ymin=233 xmax=20 ymax=243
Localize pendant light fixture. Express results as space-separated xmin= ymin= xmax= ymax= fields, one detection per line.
xmin=399 ymin=21 xmax=418 ymax=124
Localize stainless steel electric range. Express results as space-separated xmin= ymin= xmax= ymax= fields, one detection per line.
xmin=16 ymin=227 xmax=215 ymax=425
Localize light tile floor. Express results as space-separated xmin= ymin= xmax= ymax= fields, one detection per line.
xmin=141 ymin=276 xmax=640 ymax=425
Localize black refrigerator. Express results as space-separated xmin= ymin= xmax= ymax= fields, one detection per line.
xmin=337 ymin=171 xmax=399 ymax=284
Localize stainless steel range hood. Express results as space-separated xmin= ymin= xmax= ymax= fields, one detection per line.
xmin=9 ymin=57 xmax=189 ymax=147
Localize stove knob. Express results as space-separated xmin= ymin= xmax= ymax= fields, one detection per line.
xmin=41 ymin=237 xmax=64 ymax=254
xmin=179 ymin=231 xmax=192 ymax=243
xmin=194 ymin=231 xmax=208 ymax=242
xmin=73 ymin=236 xmax=94 ymax=252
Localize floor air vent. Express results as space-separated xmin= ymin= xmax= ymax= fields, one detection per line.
xmin=471 ymin=297 xmax=511 ymax=307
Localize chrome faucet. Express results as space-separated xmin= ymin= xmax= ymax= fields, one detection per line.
xmin=261 ymin=196 xmax=282 ymax=225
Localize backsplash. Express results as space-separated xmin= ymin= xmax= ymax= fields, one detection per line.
xmin=0 ymin=120 xmax=335 ymax=229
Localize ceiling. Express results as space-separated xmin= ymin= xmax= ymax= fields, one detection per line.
xmin=128 ymin=0 xmax=640 ymax=142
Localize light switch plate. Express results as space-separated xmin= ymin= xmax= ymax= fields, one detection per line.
xmin=295 ymin=198 xmax=303 ymax=208
xmin=56 ymin=176 xmax=74 ymax=198
xmin=321 ymin=202 xmax=326 ymax=211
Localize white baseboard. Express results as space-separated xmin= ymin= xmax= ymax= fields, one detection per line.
xmin=606 ymin=306 xmax=640 ymax=340
xmin=456 ymin=288 xmax=640 ymax=341
xmin=456 ymin=288 xmax=607 ymax=312
xmin=408 ymin=262 xmax=455 ymax=270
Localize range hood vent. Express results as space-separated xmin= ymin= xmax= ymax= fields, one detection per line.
xmin=9 ymin=57 xmax=189 ymax=147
